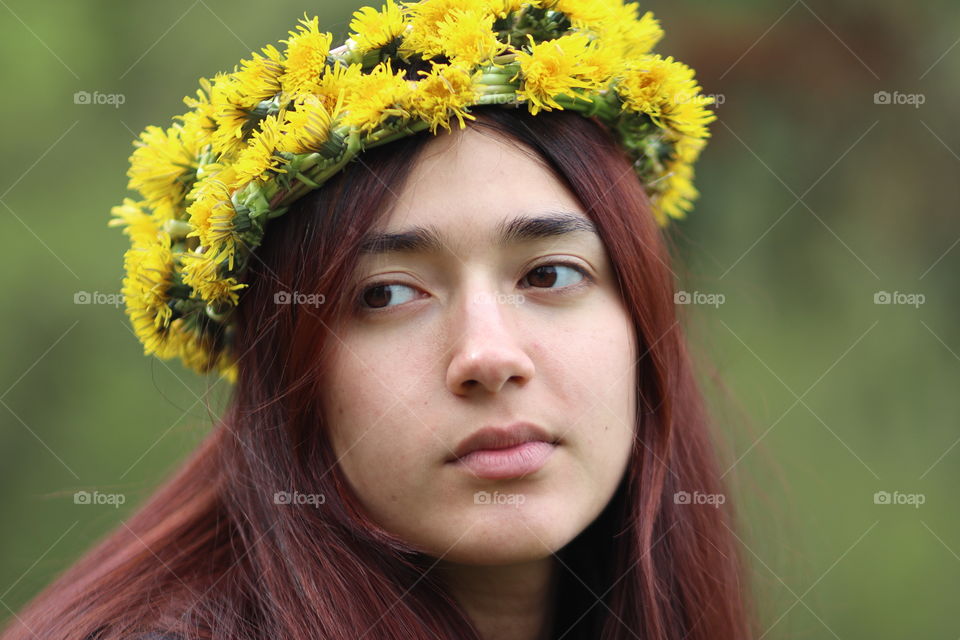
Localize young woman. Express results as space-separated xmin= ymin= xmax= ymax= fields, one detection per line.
xmin=2 ymin=2 xmax=755 ymax=638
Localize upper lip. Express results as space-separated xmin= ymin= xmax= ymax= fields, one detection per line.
xmin=448 ymin=422 xmax=557 ymax=462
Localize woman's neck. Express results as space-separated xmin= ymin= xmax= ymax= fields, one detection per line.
xmin=436 ymin=555 xmax=560 ymax=640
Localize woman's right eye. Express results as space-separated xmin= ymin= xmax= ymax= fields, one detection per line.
xmin=357 ymin=283 xmax=420 ymax=312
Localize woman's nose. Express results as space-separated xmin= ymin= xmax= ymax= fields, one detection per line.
xmin=444 ymin=288 xmax=536 ymax=396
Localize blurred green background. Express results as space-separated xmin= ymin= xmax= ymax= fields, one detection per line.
xmin=1 ymin=0 xmax=958 ymax=637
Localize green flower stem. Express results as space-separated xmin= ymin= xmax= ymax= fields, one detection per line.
xmin=205 ymin=303 xmax=233 ymax=322
xmin=294 ymin=173 xmax=321 ymax=188
xmin=262 ymin=117 xmax=432 ymax=213
xmin=479 ymin=73 xmax=518 ymax=84
xmin=553 ymin=94 xmax=619 ymax=120
xmin=295 ymin=153 xmax=321 ymax=175
xmin=271 ymin=129 xmax=363 ymax=208
xmin=483 ymin=65 xmax=520 ymax=78
xmin=363 ymin=120 xmax=430 ymax=149
xmin=163 ymin=219 xmax=193 ymax=240
xmin=479 ymin=84 xmax=518 ymax=94
xmin=490 ymin=54 xmax=519 ymax=65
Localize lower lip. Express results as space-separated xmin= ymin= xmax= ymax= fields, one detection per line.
xmin=450 ymin=441 xmax=556 ymax=480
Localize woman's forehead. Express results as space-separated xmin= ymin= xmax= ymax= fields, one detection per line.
xmin=360 ymin=209 xmax=600 ymax=259
xmin=395 ymin=125 xmax=566 ymax=201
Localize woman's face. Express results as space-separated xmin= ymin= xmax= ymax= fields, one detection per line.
xmin=321 ymin=124 xmax=637 ymax=564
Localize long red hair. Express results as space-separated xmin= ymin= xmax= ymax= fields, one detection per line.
xmin=2 ymin=106 xmax=755 ymax=639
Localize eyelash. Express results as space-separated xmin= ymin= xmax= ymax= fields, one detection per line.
xmin=354 ymin=260 xmax=594 ymax=314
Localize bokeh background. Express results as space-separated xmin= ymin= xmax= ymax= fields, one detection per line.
xmin=1 ymin=0 xmax=958 ymax=637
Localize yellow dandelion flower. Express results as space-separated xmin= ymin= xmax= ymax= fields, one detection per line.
xmin=180 ymin=250 xmax=248 ymax=306
xmin=653 ymin=161 xmax=695 ymax=225
xmin=123 ymin=235 xmax=174 ymax=321
xmin=182 ymin=76 xmax=216 ymax=117
xmin=578 ymin=9 xmax=661 ymax=72
xmin=128 ymin=123 xmax=202 ymax=217
xmin=404 ymin=0 xmax=487 ymax=19
xmin=298 ymin=62 xmax=365 ymax=117
xmin=614 ymin=9 xmax=663 ymax=57
xmin=208 ymin=72 xmax=256 ymax=159
xmin=543 ymin=1 xmax=663 ymax=58
xmin=411 ymin=62 xmax=481 ymax=133
xmin=177 ymin=336 xmax=239 ymax=381
xmin=340 ymin=60 xmax=414 ymax=134
xmin=674 ymin=133 xmax=707 ymax=165
xmin=514 ymin=32 xmax=608 ymax=115
xmin=207 ymin=55 xmax=284 ymax=156
xmin=184 ymin=158 xmax=227 ymax=201
xmin=126 ymin=299 xmax=175 ymax=357
xmin=664 ymin=94 xmax=716 ymax=140
xmin=232 ymin=114 xmax=288 ymax=185
xmin=485 ymin=0 xmax=537 ymax=19
xmin=617 ymin=56 xmax=671 ymax=114
xmin=543 ymin=0 xmax=613 ymax=26
xmin=577 ymin=39 xmax=622 ymax=85
xmin=167 ymin=319 xmax=221 ymax=375
xmin=350 ymin=0 xmax=408 ymax=52
xmin=109 ymin=198 xmax=161 ymax=248
xmin=649 ymin=136 xmax=706 ymax=225
xmin=280 ymin=14 xmax=334 ymax=98
xmin=219 ymin=359 xmax=239 ymax=384
xmin=232 ymin=44 xmax=285 ymax=105
xmin=401 ymin=0 xmax=487 ymax=59
xmin=280 ymin=90 xmax=344 ymax=154
xmin=121 ymin=233 xmax=177 ymax=355
xmin=435 ymin=8 xmax=507 ymax=67
xmin=175 ymin=108 xmax=215 ymax=153
xmin=186 ymin=169 xmax=242 ymax=270
xmin=617 ymin=54 xmax=715 ymax=138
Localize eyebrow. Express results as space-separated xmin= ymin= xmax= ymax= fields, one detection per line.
xmin=359 ymin=210 xmax=598 ymax=255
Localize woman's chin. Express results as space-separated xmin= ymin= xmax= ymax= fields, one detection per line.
xmin=417 ymin=501 xmax=580 ymax=565
xmin=429 ymin=534 xmax=560 ymax=566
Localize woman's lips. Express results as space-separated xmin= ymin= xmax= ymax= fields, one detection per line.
xmin=448 ymin=440 xmax=556 ymax=480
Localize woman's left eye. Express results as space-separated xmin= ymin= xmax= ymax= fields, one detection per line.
xmin=520 ymin=262 xmax=590 ymax=290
